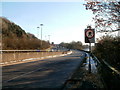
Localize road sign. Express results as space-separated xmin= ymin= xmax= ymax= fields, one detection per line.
xmin=85 ymin=29 xmax=94 ymax=39
xmin=85 ymin=29 xmax=95 ymax=43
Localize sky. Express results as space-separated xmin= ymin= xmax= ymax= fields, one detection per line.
xmin=1 ymin=0 xmax=96 ymax=44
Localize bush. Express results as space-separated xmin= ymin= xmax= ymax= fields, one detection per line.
xmin=93 ymin=35 xmax=120 ymax=69
xmin=60 ymin=41 xmax=83 ymax=50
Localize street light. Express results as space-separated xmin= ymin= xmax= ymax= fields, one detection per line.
xmin=40 ymin=24 xmax=43 ymax=46
xmin=37 ymin=27 xmax=39 ymax=38
xmin=48 ymin=35 xmax=51 ymax=44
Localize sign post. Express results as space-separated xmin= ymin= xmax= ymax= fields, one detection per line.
xmin=85 ymin=26 xmax=95 ymax=73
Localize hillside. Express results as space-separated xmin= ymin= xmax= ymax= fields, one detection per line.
xmin=0 ymin=17 xmax=50 ymax=50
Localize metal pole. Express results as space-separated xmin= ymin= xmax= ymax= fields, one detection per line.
xmin=41 ymin=26 xmax=42 ymax=46
xmin=37 ymin=27 xmax=39 ymax=38
xmin=37 ymin=27 xmax=40 ymax=49
xmin=40 ymin=24 xmax=43 ymax=47
xmin=89 ymin=43 xmax=91 ymax=73
xmin=48 ymin=35 xmax=51 ymax=44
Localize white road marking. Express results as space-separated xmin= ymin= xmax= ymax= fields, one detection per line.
xmin=3 ymin=51 xmax=73 ymax=83
xmin=3 ymin=67 xmax=42 ymax=83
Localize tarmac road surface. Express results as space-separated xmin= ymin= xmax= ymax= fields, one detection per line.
xmin=2 ymin=50 xmax=86 ymax=89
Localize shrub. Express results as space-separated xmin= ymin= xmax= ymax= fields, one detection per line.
xmin=93 ymin=35 xmax=120 ymax=69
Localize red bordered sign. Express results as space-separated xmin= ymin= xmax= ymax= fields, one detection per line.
xmin=85 ymin=29 xmax=94 ymax=39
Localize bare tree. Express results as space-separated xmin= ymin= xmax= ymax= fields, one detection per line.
xmin=84 ymin=0 xmax=120 ymax=33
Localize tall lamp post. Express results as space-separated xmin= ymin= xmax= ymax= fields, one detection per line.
xmin=40 ymin=24 xmax=43 ymax=46
xmin=37 ymin=27 xmax=39 ymax=38
xmin=48 ymin=35 xmax=51 ymax=44
xmin=37 ymin=27 xmax=40 ymax=49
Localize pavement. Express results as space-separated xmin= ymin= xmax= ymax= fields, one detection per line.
xmin=2 ymin=50 xmax=86 ymax=89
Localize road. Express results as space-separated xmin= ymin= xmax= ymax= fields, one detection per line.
xmin=2 ymin=50 xmax=86 ymax=89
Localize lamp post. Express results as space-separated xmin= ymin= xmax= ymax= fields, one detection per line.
xmin=37 ymin=27 xmax=39 ymax=38
xmin=40 ymin=24 xmax=43 ymax=46
xmin=48 ymin=35 xmax=51 ymax=44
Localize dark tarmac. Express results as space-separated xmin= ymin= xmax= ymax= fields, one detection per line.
xmin=2 ymin=50 xmax=85 ymax=89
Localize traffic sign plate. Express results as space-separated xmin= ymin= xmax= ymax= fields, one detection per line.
xmin=85 ymin=29 xmax=95 ymax=43
xmin=85 ymin=29 xmax=94 ymax=39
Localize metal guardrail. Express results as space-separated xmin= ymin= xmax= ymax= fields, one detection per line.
xmin=102 ymin=59 xmax=120 ymax=76
xmin=0 ymin=50 xmax=58 ymax=54
xmin=1 ymin=50 xmax=72 ymax=65
xmin=91 ymin=53 xmax=120 ymax=76
xmin=77 ymin=50 xmax=120 ymax=74
xmin=91 ymin=54 xmax=100 ymax=64
xmin=0 ymin=50 xmax=51 ymax=52
xmin=91 ymin=53 xmax=120 ymax=89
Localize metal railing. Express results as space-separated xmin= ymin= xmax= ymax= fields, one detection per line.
xmin=91 ymin=53 xmax=120 ymax=89
xmin=0 ymin=50 xmax=52 ymax=53
xmin=102 ymin=59 xmax=120 ymax=76
xmin=1 ymin=50 xmax=71 ymax=65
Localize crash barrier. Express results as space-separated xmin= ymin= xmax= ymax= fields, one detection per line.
xmin=62 ymin=49 xmax=120 ymax=89
xmin=0 ymin=50 xmax=71 ymax=64
xmin=91 ymin=53 xmax=120 ymax=89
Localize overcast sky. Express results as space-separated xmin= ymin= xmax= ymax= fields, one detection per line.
xmin=1 ymin=0 xmax=96 ymax=44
